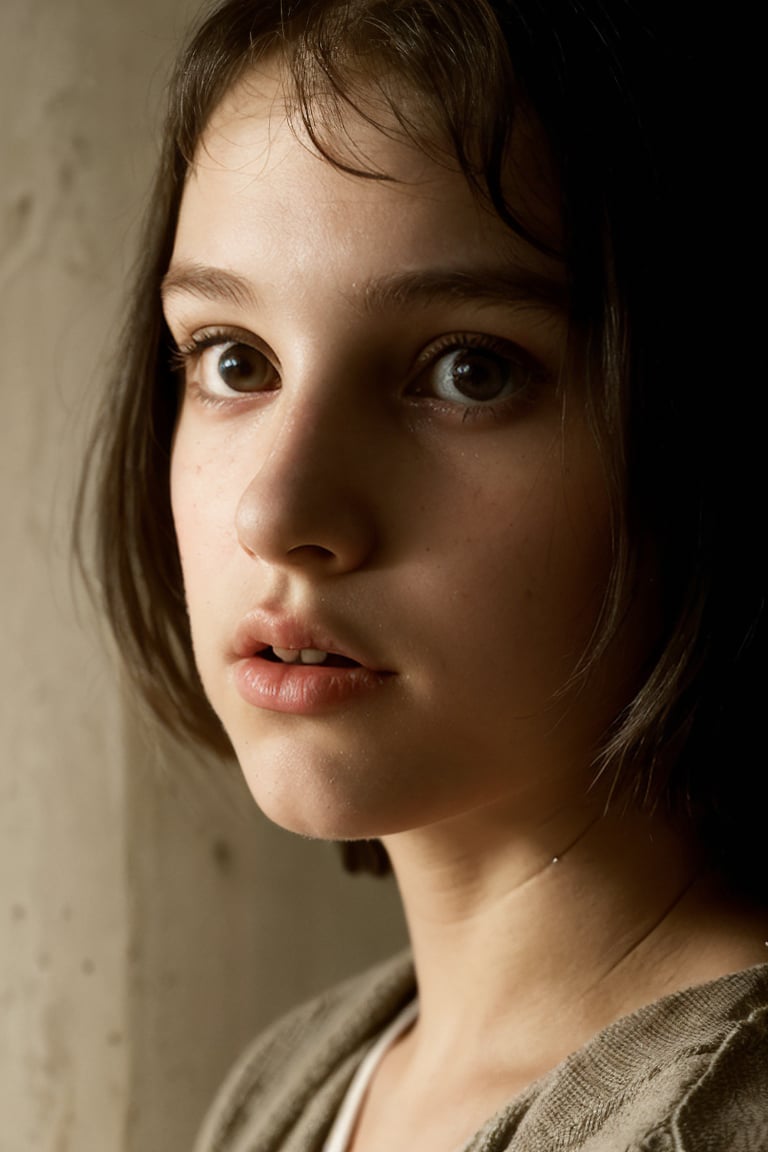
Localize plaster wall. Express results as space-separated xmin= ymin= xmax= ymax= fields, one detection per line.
xmin=0 ymin=3 xmax=407 ymax=1149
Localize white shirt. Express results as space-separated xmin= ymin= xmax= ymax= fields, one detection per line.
xmin=322 ymin=999 xmax=419 ymax=1152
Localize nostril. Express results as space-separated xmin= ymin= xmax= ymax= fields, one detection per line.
xmin=285 ymin=543 xmax=336 ymax=560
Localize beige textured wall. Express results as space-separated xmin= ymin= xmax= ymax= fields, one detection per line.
xmin=0 ymin=3 xmax=407 ymax=1150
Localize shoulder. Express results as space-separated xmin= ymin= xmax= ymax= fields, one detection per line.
xmin=193 ymin=951 xmax=415 ymax=1152
xmin=656 ymin=977 xmax=768 ymax=1152
xmin=493 ymin=963 xmax=768 ymax=1152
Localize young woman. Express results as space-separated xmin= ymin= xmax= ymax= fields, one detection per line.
xmin=86 ymin=1 xmax=768 ymax=1148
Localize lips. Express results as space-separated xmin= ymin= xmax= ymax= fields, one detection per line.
xmin=230 ymin=612 xmax=392 ymax=714
xmin=233 ymin=611 xmax=379 ymax=668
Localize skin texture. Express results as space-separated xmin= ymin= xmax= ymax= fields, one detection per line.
xmin=165 ymin=68 xmax=768 ymax=1152
xmin=166 ymin=70 xmax=640 ymax=842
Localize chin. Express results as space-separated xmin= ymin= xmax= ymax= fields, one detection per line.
xmin=234 ymin=740 xmax=397 ymax=842
xmin=246 ymin=787 xmax=393 ymax=843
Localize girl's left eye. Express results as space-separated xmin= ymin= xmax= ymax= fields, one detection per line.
xmin=176 ymin=335 xmax=279 ymax=398
xmin=411 ymin=339 xmax=542 ymax=408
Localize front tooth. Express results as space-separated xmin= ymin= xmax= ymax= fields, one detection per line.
xmin=272 ymin=646 xmax=301 ymax=663
xmin=300 ymin=648 xmax=328 ymax=665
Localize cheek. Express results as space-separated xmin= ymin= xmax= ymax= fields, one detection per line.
xmin=436 ymin=436 xmax=616 ymax=710
xmin=169 ymin=430 xmax=238 ymax=619
xmin=473 ymin=495 xmax=609 ymax=673
xmin=435 ymin=431 xmax=612 ymax=615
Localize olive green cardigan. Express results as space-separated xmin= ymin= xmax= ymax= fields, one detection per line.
xmin=194 ymin=953 xmax=768 ymax=1151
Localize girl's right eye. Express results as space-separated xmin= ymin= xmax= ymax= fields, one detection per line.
xmin=176 ymin=336 xmax=280 ymax=399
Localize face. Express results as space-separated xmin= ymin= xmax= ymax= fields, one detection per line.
xmin=165 ymin=65 xmax=641 ymax=841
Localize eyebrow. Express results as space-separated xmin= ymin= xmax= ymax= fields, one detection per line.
xmin=161 ymin=262 xmax=257 ymax=309
xmin=359 ymin=267 xmax=567 ymax=315
xmin=161 ymin=261 xmax=567 ymax=315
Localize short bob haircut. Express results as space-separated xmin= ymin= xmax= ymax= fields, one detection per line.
xmin=83 ymin=0 xmax=765 ymax=889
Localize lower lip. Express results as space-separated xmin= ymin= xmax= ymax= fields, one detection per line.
xmin=232 ymin=657 xmax=391 ymax=714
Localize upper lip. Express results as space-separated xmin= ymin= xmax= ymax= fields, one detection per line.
xmin=231 ymin=610 xmax=387 ymax=671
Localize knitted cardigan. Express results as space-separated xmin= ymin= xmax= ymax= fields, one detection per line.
xmin=194 ymin=953 xmax=768 ymax=1152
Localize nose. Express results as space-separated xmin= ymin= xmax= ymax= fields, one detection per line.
xmin=235 ymin=389 xmax=378 ymax=575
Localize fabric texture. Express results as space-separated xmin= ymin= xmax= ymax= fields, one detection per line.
xmin=194 ymin=953 xmax=768 ymax=1152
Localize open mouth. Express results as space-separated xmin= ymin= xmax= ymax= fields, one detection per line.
xmin=259 ymin=645 xmax=362 ymax=669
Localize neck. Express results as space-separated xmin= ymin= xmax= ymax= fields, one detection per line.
xmin=381 ymin=797 xmax=765 ymax=1082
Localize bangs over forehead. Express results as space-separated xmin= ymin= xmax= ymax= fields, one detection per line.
xmin=174 ymin=1 xmax=521 ymax=176
xmin=171 ymin=0 xmax=636 ymax=271
xmin=171 ymin=1 xmax=651 ymax=428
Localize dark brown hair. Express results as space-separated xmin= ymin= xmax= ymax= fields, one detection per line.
xmin=81 ymin=0 xmax=765 ymax=890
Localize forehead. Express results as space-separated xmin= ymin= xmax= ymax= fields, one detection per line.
xmin=178 ymin=60 xmax=561 ymax=262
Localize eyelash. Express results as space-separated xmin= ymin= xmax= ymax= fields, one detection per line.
xmin=170 ymin=326 xmax=546 ymax=422
xmin=410 ymin=332 xmax=545 ymax=419
xmin=170 ymin=327 xmax=275 ymax=410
